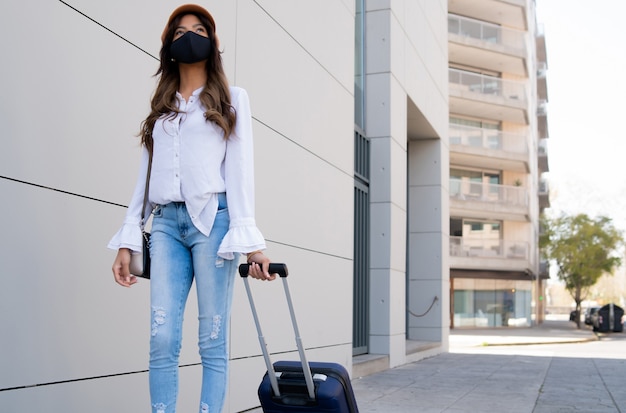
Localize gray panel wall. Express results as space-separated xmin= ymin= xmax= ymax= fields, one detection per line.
xmin=0 ymin=1 xmax=355 ymax=411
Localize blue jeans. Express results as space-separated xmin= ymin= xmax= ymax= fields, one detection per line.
xmin=148 ymin=194 xmax=238 ymax=413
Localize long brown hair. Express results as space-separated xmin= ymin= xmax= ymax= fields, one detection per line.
xmin=140 ymin=12 xmax=236 ymax=152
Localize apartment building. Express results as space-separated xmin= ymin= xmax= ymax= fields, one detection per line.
xmin=447 ymin=0 xmax=550 ymax=328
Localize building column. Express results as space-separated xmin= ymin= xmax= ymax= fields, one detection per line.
xmin=365 ymin=24 xmax=408 ymax=366
xmin=407 ymin=139 xmax=450 ymax=348
xmin=368 ymin=132 xmax=407 ymax=367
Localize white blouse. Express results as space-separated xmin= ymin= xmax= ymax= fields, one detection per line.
xmin=107 ymin=86 xmax=266 ymax=260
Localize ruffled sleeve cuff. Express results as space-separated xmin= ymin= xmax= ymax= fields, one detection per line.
xmin=107 ymin=219 xmax=143 ymax=253
xmin=217 ymin=217 xmax=266 ymax=260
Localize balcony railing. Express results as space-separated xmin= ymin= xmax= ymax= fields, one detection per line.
xmin=449 ymin=68 xmax=527 ymax=102
xmin=448 ymin=14 xmax=526 ymax=53
xmin=538 ymin=139 xmax=548 ymax=156
xmin=450 ymin=123 xmax=527 ymax=155
xmin=538 ymin=179 xmax=550 ymax=209
xmin=538 ymin=138 xmax=549 ymax=173
xmin=449 ymin=0 xmax=528 ymax=30
xmin=537 ymin=62 xmax=548 ymax=101
xmin=537 ymin=62 xmax=547 ymax=79
xmin=450 ymin=236 xmax=529 ymax=260
xmin=450 ymin=178 xmax=528 ymax=208
xmin=537 ymin=100 xmax=548 ymax=117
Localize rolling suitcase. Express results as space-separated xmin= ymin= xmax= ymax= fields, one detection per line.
xmin=239 ymin=263 xmax=359 ymax=413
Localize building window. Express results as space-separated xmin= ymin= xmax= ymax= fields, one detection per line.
xmin=453 ymin=278 xmax=532 ymax=327
xmin=353 ymin=128 xmax=369 ymax=355
xmin=354 ymin=0 xmax=365 ymax=130
xmin=353 ymin=0 xmax=369 ymax=355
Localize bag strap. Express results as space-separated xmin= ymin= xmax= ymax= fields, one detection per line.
xmin=140 ymin=146 xmax=153 ymax=230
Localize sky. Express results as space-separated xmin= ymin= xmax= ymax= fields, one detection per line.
xmin=535 ymin=0 xmax=626 ymax=232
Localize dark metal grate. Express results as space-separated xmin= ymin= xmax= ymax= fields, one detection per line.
xmin=353 ymin=129 xmax=370 ymax=355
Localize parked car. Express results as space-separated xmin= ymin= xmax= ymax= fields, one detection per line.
xmin=584 ymin=306 xmax=601 ymax=325
xmin=569 ymin=310 xmax=579 ymax=322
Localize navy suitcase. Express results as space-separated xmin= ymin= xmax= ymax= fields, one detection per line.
xmin=239 ymin=264 xmax=359 ymax=413
xmin=259 ymin=361 xmax=359 ymax=412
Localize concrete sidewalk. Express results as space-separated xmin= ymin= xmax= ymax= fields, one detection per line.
xmin=247 ymin=320 xmax=620 ymax=412
xmin=351 ymin=320 xmax=626 ymax=413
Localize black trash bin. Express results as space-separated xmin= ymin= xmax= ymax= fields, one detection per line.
xmin=595 ymin=304 xmax=624 ymax=333
xmin=613 ymin=305 xmax=624 ymax=332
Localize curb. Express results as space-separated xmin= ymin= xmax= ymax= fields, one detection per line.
xmin=481 ymin=335 xmax=598 ymax=346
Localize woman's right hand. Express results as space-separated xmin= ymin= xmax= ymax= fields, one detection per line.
xmin=247 ymin=251 xmax=276 ymax=281
xmin=112 ymin=248 xmax=138 ymax=287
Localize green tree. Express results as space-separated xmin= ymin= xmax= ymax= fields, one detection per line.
xmin=540 ymin=213 xmax=623 ymax=328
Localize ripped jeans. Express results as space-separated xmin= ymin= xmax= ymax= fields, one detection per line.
xmin=148 ymin=194 xmax=237 ymax=413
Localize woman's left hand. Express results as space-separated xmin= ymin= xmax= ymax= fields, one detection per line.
xmin=247 ymin=252 xmax=276 ymax=281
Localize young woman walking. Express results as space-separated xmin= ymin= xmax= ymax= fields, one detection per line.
xmin=109 ymin=5 xmax=275 ymax=412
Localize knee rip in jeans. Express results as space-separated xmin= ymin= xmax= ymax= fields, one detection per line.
xmin=152 ymin=307 xmax=166 ymax=337
xmin=200 ymin=402 xmax=209 ymax=413
xmin=210 ymin=315 xmax=222 ymax=340
xmin=215 ymin=258 xmax=224 ymax=268
xmin=153 ymin=402 xmax=167 ymax=413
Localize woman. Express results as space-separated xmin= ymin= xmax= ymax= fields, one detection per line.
xmin=108 ymin=4 xmax=275 ymax=412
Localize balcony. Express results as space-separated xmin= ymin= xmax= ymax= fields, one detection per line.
xmin=450 ymin=178 xmax=529 ymax=221
xmin=537 ymin=99 xmax=548 ymax=139
xmin=450 ymin=236 xmax=531 ymax=272
xmin=538 ymin=178 xmax=550 ymax=210
xmin=449 ymin=0 xmax=527 ymax=30
xmin=537 ymin=61 xmax=548 ymax=101
xmin=538 ymin=138 xmax=549 ymax=173
xmin=449 ymin=68 xmax=528 ymax=124
xmin=536 ymin=25 xmax=547 ymax=67
xmin=448 ymin=14 xmax=527 ymax=76
xmin=450 ymin=123 xmax=529 ymax=172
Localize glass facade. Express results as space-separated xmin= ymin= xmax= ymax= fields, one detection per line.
xmin=354 ymin=0 xmax=365 ymax=130
xmin=453 ymin=278 xmax=532 ymax=327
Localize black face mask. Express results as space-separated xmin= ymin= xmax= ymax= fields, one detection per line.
xmin=170 ymin=31 xmax=212 ymax=64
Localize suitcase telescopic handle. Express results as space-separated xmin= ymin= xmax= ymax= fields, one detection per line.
xmin=238 ymin=263 xmax=289 ymax=277
xmin=238 ymin=262 xmax=316 ymax=400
